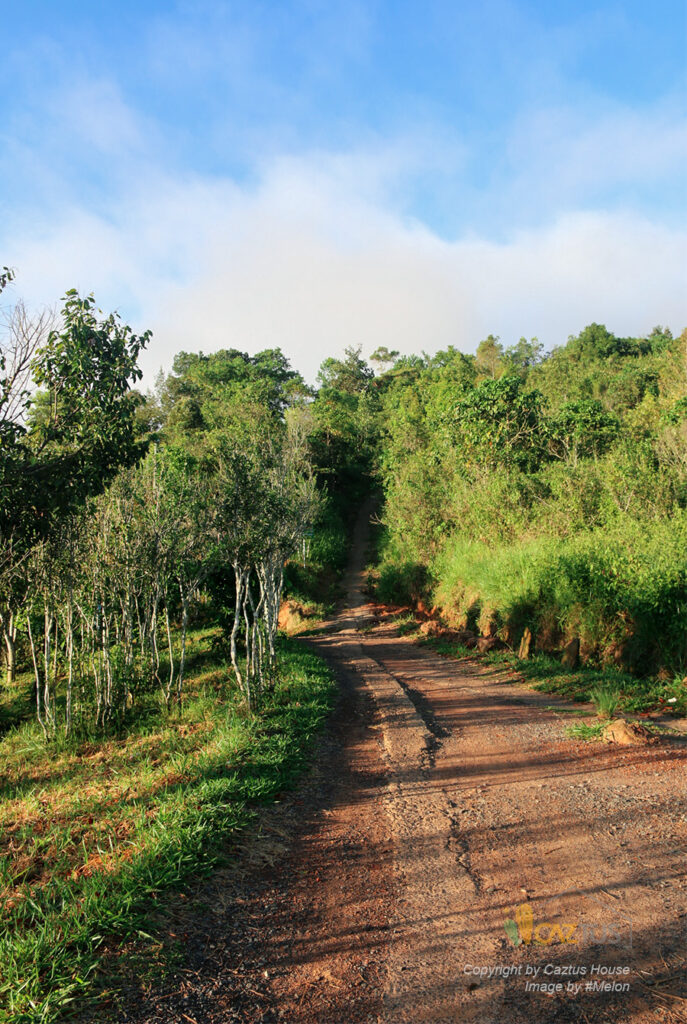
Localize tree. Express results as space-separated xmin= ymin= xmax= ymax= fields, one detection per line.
xmin=316 ymin=346 xmax=374 ymax=394
xmin=548 ymin=399 xmax=621 ymax=464
xmin=503 ymin=337 xmax=545 ymax=376
xmin=451 ymin=375 xmax=548 ymax=473
xmin=475 ymin=334 xmax=504 ymax=378
xmin=568 ymin=323 xmax=650 ymax=360
xmin=158 ymin=347 xmax=309 ymax=432
xmin=1 ymin=283 xmax=150 ymax=706
xmin=0 ymin=290 xmax=54 ymax=681
xmin=2 ymin=290 xmax=150 ymax=551
xmin=201 ymin=408 xmax=318 ymax=710
xmin=370 ymin=346 xmax=400 ymax=373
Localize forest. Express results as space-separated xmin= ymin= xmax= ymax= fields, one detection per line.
xmin=1 ymin=267 xmax=685 ymax=1022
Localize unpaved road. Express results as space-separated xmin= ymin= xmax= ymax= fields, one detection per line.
xmin=113 ymin=509 xmax=687 ymax=1024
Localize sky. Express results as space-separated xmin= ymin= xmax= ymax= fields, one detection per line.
xmin=1 ymin=0 xmax=685 ymax=383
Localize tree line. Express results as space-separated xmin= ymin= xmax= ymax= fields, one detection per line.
xmin=3 ymin=260 xmax=685 ymax=739
xmin=366 ymin=326 xmax=687 ymax=674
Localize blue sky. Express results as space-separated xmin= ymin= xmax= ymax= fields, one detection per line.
xmin=1 ymin=1 xmax=685 ymax=380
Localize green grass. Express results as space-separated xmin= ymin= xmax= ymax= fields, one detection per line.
xmin=394 ymin=613 xmax=421 ymax=636
xmin=430 ymin=514 xmax=687 ymax=675
xmin=542 ymin=705 xmax=595 ymax=716
xmin=0 ymin=630 xmax=336 ymax=1024
xmin=415 ymin=636 xmax=473 ymax=658
xmin=566 ymin=720 xmax=607 ymax=740
xmin=514 ymin=653 xmax=687 ymax=715
xmin=590 ymin=683 xmax=621 ymax=719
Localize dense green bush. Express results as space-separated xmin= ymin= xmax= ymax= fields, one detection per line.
xmin=375 ymin=324 xmax=687 ymax=677
xmin=375 ymin=560 xmax=431 ymax=606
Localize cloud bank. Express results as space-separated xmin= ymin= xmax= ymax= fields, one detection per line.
xmin=1 ymin=12 xmax=685 ymax=387
xmin=6 ymin=145 xmax=685 ymax=385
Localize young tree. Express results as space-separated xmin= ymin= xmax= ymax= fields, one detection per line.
xmin=370 ymin=346 xmax=400 ymax=373
xmin=1 ymin=281 xmax=150 ymax=728
xmin=317 ymin=346 xmax=374 ymax=394
xmin=2 ymin=289 xmax=150 ymax=554
xmin=450 ymin=376 xmax=549 ymax=473
xmin=475 ymin=334 xmax=504 ymax=378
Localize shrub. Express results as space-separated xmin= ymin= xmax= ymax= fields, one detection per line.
xmin=375 ymin=561 xmax=431 ymax=606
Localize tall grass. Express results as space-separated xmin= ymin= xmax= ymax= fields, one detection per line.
xmin=590 ymin=684 xmax=621 ymax=719
xmin=430 ymin=512 xmax=687 ymax=672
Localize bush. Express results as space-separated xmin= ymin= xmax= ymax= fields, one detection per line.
xmin=375 ymin=560 xmax=431 ymax=606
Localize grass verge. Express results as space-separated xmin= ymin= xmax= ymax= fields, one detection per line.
xmin=565 ymin=720 xmax=607 ymax=741
xmin=0 ymin=630 xmax=336 ymax=1024
xmin=413 ymin=633 xmax=686 ymax=716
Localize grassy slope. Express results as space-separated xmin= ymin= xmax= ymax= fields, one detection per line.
xmin=431 ymin=515 xmax=687 ymax=674
xmin=370 ymin=512 xmax=687 ymax=719
xmin=0 ymin=629 xmax=336 ymax=1023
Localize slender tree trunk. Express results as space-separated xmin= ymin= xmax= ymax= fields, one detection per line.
xmin=230 ymin=563 xmax=246 ymax=699
xmin=149 ymin=592 xmax=161 ymax=688
xmin=177 ymin=586 xmax=189 ymax=710
xmin=3 ymin=613 xmax=17 ymax=686
xmin=243 ymin=577 xmax=255 ymax=710
xmin=135 ymin=593 xmax=146 ymax=660
xmin=163 ymin=603 xmax=174 ymax=709
xmin=65 ymin=601 xmax=73 ymax=737
xmin=27 ymin=613 xmax=47 ymax=739
xmin=102 ymin=611 xmax=113 ymax=722
xmin=42 ymin=604 xmax=55 ymax=734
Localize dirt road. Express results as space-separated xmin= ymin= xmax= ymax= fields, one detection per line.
xmin=115 ymin=508 xmax=687 ymax=1024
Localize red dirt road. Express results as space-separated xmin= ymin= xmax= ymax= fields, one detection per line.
xmin=114 ymin=509 xmax=687 ymax=1023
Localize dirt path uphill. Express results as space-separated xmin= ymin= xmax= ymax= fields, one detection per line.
xmin=306 ymin=506 xmax=686 ymax=1023
xmin=112 ymin=507 xmax=686 ymax=1024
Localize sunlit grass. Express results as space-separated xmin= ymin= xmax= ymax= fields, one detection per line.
xmin=0 ymin=628 xmax=336 ymax=1023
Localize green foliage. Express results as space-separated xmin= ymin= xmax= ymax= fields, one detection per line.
xmin=432 ymin=515 xmax=687 ymax=671
xmin=503 ymin=336 xmax=545 ymax=375
xmin=1 ymin=290 xmax=150 ymax=551
xmin=158 ymin=347 xmax=309 ymax=432
xmin=566 ymin=720 xmax=606 ymax=740
xmin=548 ymin=399 xmax=620 ymax=461
xmin=475 ymin=333 xmax=504 ymax=377
xmin=310 ymin=347 xmax=379 ymax=501
xmin=0 ymin=267 xmax=14 ymax=293
xmin=449 ymin=376 xmax=549 ymax=472
xmin=376 ymin=322 xmax=687 ymax=685
xmin=282 ymin=496 xmax=349 ymax=610
xmin=370 ymin=345 xmax=400 ymax=371
xmin=316 ymin=345 xmax=374 ymax=393
xmin=375 ymin=560 xmax=430 ymax=606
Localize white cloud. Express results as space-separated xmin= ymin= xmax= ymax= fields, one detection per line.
xmin=505 ymin=99 xmax=687 ymax=208
xmin=4 ymin=146 xmax=685 ymax=385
